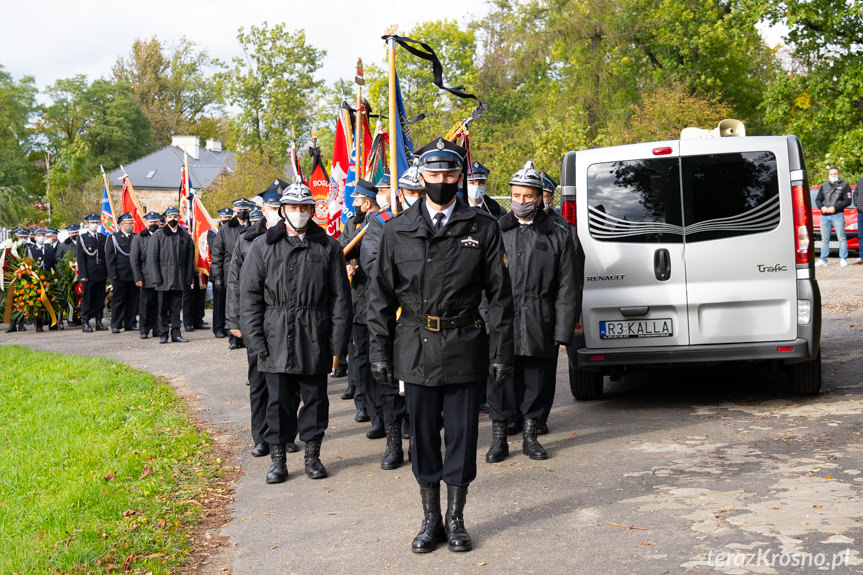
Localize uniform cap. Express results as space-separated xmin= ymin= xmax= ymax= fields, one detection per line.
xmin=539 ymin=171 xmax=558 ymax=194
xmin=217 ymin=207 xmax=234 ymax=218
xmin=163 ymin=207 xmax=180 ymax=217
xmin=467 ymin=161 xmax=490 ymax=181
xmin=351 ymin=178 xmax=377 ymax=199
xmin=15 ymin=228 xmax=29 ymax=237
xmin=416 ymin=137 xmax=466 ymax=172
xmin=33 ymin=228 xmax=46 ymax=235
xmin=398 ymin=163 xmax=424 ymax=191
xmin=232 ymin=197 xmax=254 ymax=210
xmin=279 ymin=183 xmax=315 ymax=205
xmin=66 ymin=224 xmax=80 ymax=232
xmin=45 ymin=228 xmax=59 ymax=235
xmin=249 ymin=209 xmax=263 ymax=222
xmin=117 ymin=212 xmax=134 ymax=223
xmin=375 ymin=172 xmax=391 ymax=189
xmin=265 ymin=178 xmax=291 ymax=195
xmin=261 ymin=191 xmax=283 ymax=208
xmin=508 ymin=161 xmax=544 ymax=190
xmin=84 ymin=213 xmax=100 ymax=223
xmin=144 ymin=211 xmax=162 ymax=221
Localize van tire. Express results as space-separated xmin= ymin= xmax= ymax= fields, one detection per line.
xmin=786 ymin=352 xmax=821 ymax=396
xmin=570 ymin=369 xmax=603 ymax=400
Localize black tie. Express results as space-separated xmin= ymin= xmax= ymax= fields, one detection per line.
xmin=433 ymin=213 xmax=444 ymax=233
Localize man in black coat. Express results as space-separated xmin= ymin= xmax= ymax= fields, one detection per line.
xmin=211 ymin=197 xmax=253 ymax=349
xmin=26 ymin=228 xmax=55 ymax=273
xmin=368 ymin=137 xmax=515 ymax=554
xmin=340 ymin=178 xmax=379 ymax=432
xmin=147 ymin=207 xmax=194 ymax=344
xmin=76 ymin=213 xmax=108 ymax=332
xmin=106 ymin=213 xmax=139 ymax=333
xmin=485 ymin=162 xmax=579 ymax=464
xmin=465 ymin=160 xmax=504 ymax=218
xmin=208 ymin=207 xmax=232 ymax=338
xmin=131 ymin=212 xmax=162 ymax=339
xmin=44 ymin=228 xmax=61 ymax=273
xmin=239 ymin=182 xmax=352 ymax=484
xmin=55 ymin=224 xmax=79 ymax=264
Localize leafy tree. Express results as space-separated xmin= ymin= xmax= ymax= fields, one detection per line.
xmin=0 ymin=66 xmax=40 ymax=195
xmin=113 ymin=37 xmax=224 ymax=147
xmin=220 ymin=23 xmax=325 ymax=164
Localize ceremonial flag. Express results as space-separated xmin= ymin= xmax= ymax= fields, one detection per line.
xmin=179 ymin=154 xmax=194 ymax=229
xmin=191 ymin=196 xmax=215 ymax=276
xmin=308 ymin=147 xmax=330 ymax=226
xmin=290 ymin=140 xmax=306 ymax=184
xmin=341 ymin=146 xmax=358 ymax=224
xmin=331 ymin=104 xmax=353 ymax=181
xmin=120 ymin=173 xmax=147 ymax=233
xmin=392 ymin=72 xmax=414 ymax=177
xmin=326 ymin=163 xmax=346 ymax=238
xmin=100 ymin=166 xmax=116 ymax=235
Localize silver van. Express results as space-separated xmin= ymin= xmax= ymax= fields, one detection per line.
xmin=559 ymin=134 xmax=821 ymax=399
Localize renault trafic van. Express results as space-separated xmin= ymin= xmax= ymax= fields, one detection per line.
xmin=560 ymin=133 xmax=821 ymax=399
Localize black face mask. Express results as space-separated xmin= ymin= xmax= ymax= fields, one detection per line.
xmin=148 ymin=224 xmax=158 ymax=232
xmin=167 ymin=219 xmax=179 ymax=228
xmin=425 ymin=180 xmax=459 ymax=205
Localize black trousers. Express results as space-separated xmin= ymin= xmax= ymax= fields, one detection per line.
xmin=488 ymin=355 xmax=550 ymax=422
xmin=110 ymin=278 xmax=139 ymax=330
xmin=263 ymin=373 xmax=328 ymax=445
xmin=246 ymin=348 xmax=269 ymax=445
xmin=182 ymin=277 xmax=205 ymax=328
xmin=405 ymin=381 xmax=482 ymax=488
xmin=538 ymin=351 xmax=561 ymax=425
xmin=81 ymin=280 xmax=106 ymax=322
xmin=139 ymin=287 xmax=158 ymax=336
xmin=157 ymin=290 xmax=182 ymax=335
xmin=212 ymin=286 xmax=226 ymax=334
xmin=348 ymin=323 xmax=372 ymax=415
xmin=381 ymin=382 xmax=407 ymax=425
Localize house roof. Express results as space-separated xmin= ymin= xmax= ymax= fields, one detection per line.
xmin=108 ymin=145 xmax=235 ymax=191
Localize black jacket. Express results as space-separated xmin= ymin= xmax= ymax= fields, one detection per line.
xmin=130 ymin=228 xmax=156 ymax=285
xmin=500 ymin=210 xmax=579 ymax=357
xmin=816 ymin=180 xmax=852 ymax=211
xmin=340 ymin=212 xmax=369 ymax=324
xmin=26 ymin=243 xmax=55 ymax=272
xmin=367 ymin=199 xmax=514 ymax=386
xmin=210 ymin=217 xmax=249 ymax=287
xmin=547 ymin=207 xmax=586 ymax=319
xmin=76 ymin=231 xmax=108 ymax=282
xmin=105 ymin=231 xmax=135 ymax=282
xmin=147 ymin=224 xmax=194 ymax=291
xmin=359 ymin=209 xmax=397 ymax=288
xmin=239 ymin=220 xmax=352 ymax=375
xmin=55 ymin=238 xmax=75 ymax=263
xmin=225 ymin=219 xmax=267 ymax=331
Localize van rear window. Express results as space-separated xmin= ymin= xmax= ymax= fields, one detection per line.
xmin=586 ymin=152 xmax=780 ymax=244
xmin=682 ymin=152 xmax=780 ymax=242
xmin=586 ymin=158 xmax=683 ymax=243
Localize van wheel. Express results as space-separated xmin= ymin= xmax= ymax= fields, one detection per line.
xmin=786 ymin=352 xmax=821 ymax=396
xmin=570 ymin=369 xmax=603 ymax=400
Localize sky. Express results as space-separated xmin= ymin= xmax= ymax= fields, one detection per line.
xmin=1 ymin=0 xmax=492 ymax=92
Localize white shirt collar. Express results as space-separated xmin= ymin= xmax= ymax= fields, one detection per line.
xmin=423 ymin=199 xmax=457 ymax=229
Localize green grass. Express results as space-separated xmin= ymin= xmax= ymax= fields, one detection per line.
xmin=0 ymin=346 xmax=226 ymax=574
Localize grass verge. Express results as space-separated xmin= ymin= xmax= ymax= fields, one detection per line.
xmin=0 ymin=345 xmax=229 ymax=574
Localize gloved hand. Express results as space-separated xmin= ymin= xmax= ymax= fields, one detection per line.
xmin=371 ymin=360 xmax=394 ymax=386
xmin=213 ymin=280 xmax=224 ymax=291
xmin=490 ymin=362 xmax=513 ymax=388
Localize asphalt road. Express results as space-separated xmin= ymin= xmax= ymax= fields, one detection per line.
xmin=3 ymin=304 xmax=862 ymax=575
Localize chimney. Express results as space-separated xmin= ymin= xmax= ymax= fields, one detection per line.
xmin=205 ymin=139 xmax=222 ymax=152
xmin=171 ymin=135 xmax=200 ymax=160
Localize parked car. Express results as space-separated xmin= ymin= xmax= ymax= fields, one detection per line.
xmin=810 ymin=185 xmax=859 ymax=253
xmin=560 ymin=133 xmax=822 ymax=399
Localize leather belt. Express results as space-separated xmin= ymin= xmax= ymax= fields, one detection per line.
xmin=403 ymin=310 xmax=483 ymax=332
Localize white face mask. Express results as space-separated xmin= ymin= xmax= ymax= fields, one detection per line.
xmin=285 ymin=211 xmax=310 ymax=231
xmin=403 ymin=194 xmax=419 ymax=208
xmin=88 ymin=223 xmax=99 ymax=233
xmin=36 ymin=236 xmax=45 ymax=246
xmin=467 ymin=184 xmax=486 ymax=202
xmin=265 ymin=210 xmax=282 ymax=228
xmin=376 ymin=193 xmax=391 ymax=211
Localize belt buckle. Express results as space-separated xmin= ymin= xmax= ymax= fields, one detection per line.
xmin=426 ymin=316 xmax=441 ymax=332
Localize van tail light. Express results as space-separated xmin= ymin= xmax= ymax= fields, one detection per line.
xmin=791 ymin=183 xmax=813 ymax=265
xmin=562 ymin=197 xmax=577 ymax=227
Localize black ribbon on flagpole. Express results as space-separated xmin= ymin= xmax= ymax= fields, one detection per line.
xmin=382 ymin=34 xmax=482 ymax=105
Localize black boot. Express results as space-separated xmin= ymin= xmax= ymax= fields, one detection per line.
xmin=17 ymin=320 xmax=26 ymax=331
xmin=485 ymin=420 xmax=510 ymax=463
xmin=94 ymin=319 xmax=107 ymax=331
xmin=35 ymin=319 xmax=44 ymax=333
xmin=366 ymin=421 xmax=386 ymax=439
xmin=251 ymin=442 xmax=269 ymax=457
xmin=82 ymin=320 xmax=93 ymax=333
xmin=522 ymin=417 xmax=548 ymax=460
xmin=266 ymin=443 xmax=287 ymax=484
xmin=286 ymin=441 xmax=299 ymax=453
xmin=411 ymin=485 xmax=446 ymax=553
xmin=159 ymin=331 xmax=169 ymax=343
xmin=171 ymin=328 xmax=188 ymax=343
xmin=381 ymin=422 xmax=404 ymax=470
xmin=303 ymin=438 xmax=327 ymax=479
xmin=444 ymin=484 xmax=472 ymax=552
xmin=5 ymin=323 xmax=17 ymax=333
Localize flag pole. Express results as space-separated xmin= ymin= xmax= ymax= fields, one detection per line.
xmin=102 ymin=164 xmax=118 ymax=230
xmin=355 ymin=58 xmax=365 ymax=182
xmin=386 ymin=27 xmax=399 ymax=214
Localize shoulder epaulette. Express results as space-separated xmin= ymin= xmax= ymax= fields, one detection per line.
xmin=375 ymin=210 xmax=394 ymax=226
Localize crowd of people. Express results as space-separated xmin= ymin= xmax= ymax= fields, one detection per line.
xmin=1 ymin=135 xmax=585 ymax=554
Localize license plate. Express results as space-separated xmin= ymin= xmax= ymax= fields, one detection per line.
xmin=599 ymin=318 xmax=673 ymax=339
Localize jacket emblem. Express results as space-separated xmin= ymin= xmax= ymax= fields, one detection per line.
xmin=461 ymin=236 xmax=480 ymax=248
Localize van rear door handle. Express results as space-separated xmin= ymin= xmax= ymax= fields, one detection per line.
xmin=654 ymin=248 xmax=671 ymax=281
